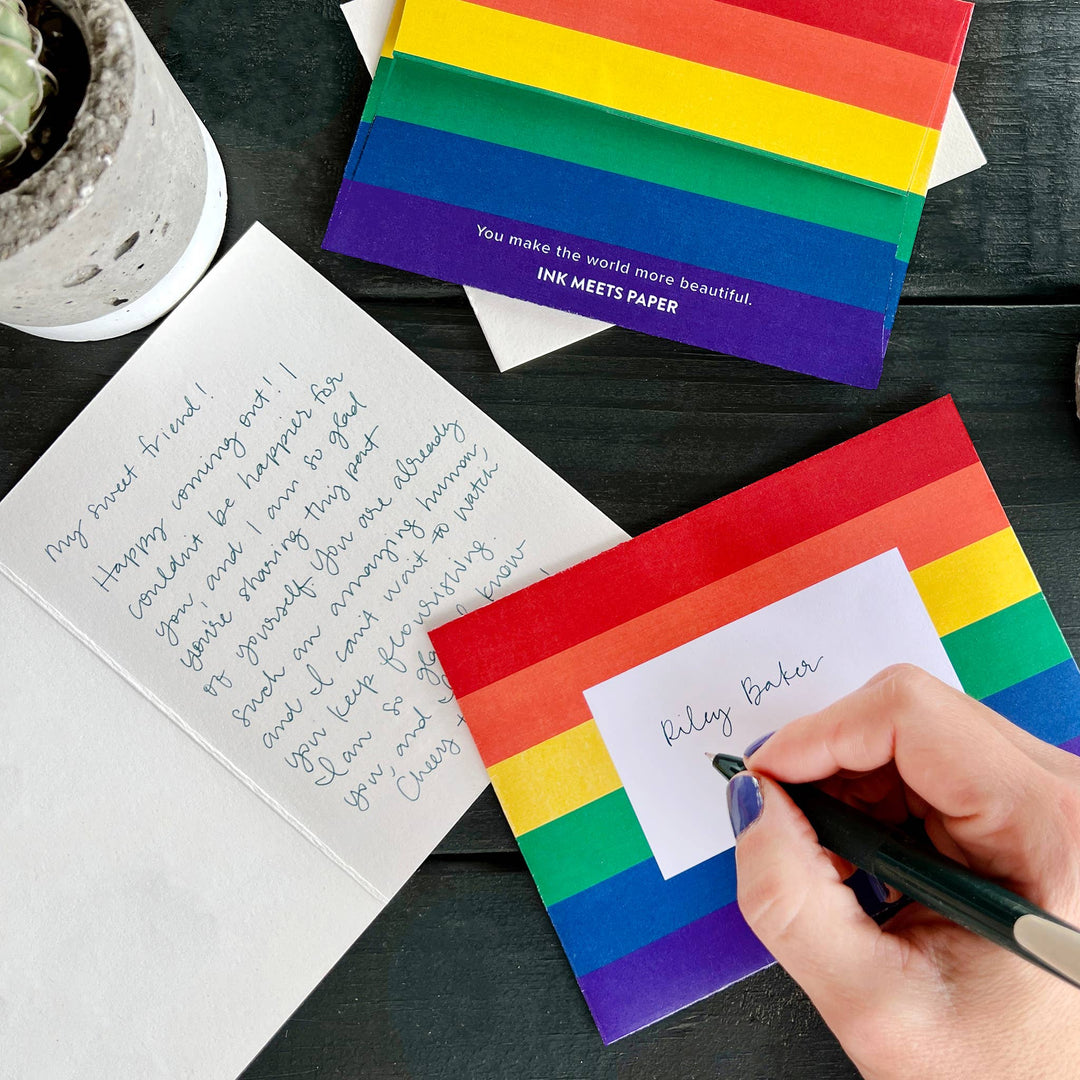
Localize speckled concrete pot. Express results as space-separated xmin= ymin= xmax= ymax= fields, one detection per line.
xmin=0 ymin=0 xmax=226 ymax=340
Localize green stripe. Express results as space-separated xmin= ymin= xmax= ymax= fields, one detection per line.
xmin=943 ymin=594 xmax=1072 ymax=701
xmin=374 ymin=56 xmax=922 ymax=248
xmin=517 ymin=788 xmax=651 ymax=907
xmin=896 ymin=174 xmax=925 ymax=263
xmin=361 ymin=58 xmax=393 ymax=124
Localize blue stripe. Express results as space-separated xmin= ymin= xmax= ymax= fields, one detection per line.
xmin=884 ymin=256 xmax=909 ymax=333
xmin=350 ymin=117 xmax=897 ymax=313
xmin=547 ymin=847 xmax=737 ymax=977
xmin=982 ymin=659 xmax=1080 ymax=747
xmin=345 ymin=121 xmax=372 ymax=180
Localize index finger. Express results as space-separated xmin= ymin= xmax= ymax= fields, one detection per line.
xmin=746 ymin=664 xmax=1075 ymax=892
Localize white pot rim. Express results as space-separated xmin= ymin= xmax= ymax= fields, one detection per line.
xmin=2 ymin=117 xmax=227 ymax=341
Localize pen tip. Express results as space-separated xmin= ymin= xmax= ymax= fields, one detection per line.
xmin=710 ymin=753 xmax=746 ymax=780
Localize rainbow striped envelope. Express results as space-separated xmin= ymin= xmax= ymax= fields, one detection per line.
xmin=429 ymin=399 xmax=1080 ymax=1041
xmin=325 ymin=0 xmax=973 ymax=387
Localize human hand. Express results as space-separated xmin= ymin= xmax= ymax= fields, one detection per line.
xmin=728 ymin=664 xmax=1080 ymax=1080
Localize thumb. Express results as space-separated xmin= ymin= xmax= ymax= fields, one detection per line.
xmin=729 ymin=772 xmax=903 ymax=1018
xmin=746 ymin=667 xmax=1080 ymax=907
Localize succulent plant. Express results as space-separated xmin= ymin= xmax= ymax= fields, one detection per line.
xmin=0 ymin=0 xmax=53 ymax=164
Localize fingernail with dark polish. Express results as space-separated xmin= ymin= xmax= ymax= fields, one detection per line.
xmin=743 ymin=731 xmax=775 ymax=759
xmin=867 ymin=874 xmax=890 ymax=905
xmin=728 ymin=772 xmax=763 ymax=838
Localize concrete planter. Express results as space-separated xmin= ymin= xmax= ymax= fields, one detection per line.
xmin=0 ymin=0 xmax=225 ymax=340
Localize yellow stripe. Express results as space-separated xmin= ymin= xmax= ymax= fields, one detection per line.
xmin=381 ymin=0 xmax=406 ymax=58
xmin=912 ymin=528 xmax=1040 ymax=637
xmin=488 ymin=719 xmax=622 ymax=835
xmin=395 ymin=0 xmax=937 ymax=194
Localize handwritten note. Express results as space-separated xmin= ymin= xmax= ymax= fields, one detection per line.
xmin=0 ymin=223 xmax=626 ymax=902
xmin=583 ymin=551 xmax=960 ymax=879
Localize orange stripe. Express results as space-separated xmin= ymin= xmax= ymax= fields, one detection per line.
xmin=434 ymin=399 xmax=976 ymax=698
xmin=472 ymin=0 xmax=955 ymax=129
xmin=461 ymin=463 xmax=1008 ymax=767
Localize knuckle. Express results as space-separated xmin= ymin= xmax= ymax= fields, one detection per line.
xmin=946 ymin=774 xmax=989 ymax=818
xmin=875 ymin=662 xmax=933 ymax=704
xmin=1056 ymin=779 xmax=1080 ymax=828
xmin=870 ymin=664 xmax=954 ymax=740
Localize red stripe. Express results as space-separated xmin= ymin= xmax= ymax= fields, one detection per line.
xmin=719 ymin=0 xmax=972 ymax=65
xmin=459 ymin=463 xmax=1006 ymax=767
xmin=469 ymin=0 xmax=959 ymax=128
xmin=430 ymin=398 xmax=978 ymax=697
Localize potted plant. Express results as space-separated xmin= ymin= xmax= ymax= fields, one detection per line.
xmin=0 ymin=0 xmax=226 ymax=341
xmin=0 ymin=0 xmax=52 ymax=166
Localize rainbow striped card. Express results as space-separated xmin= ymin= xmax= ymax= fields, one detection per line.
xmin=325 ymin=0 xmax=973 ymax=386
xmin=429 ymin=399 xmax=1080 ymax=1041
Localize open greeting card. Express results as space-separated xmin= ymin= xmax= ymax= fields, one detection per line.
xmin=0 ymin=224 xmax=628 ymax=1076
xmin=429 ymin=398 xmax=1080 ymax=1042
xmin=325 ymin=0 xmax=974 ymax=386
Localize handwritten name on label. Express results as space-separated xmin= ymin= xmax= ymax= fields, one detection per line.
xmin=660 ymin=703 xmax=733 ymax=748
xmin=584 ymin=552 xmax=961 ymax=879
xmin=741 ymin=656 xmax=824 ymax=708
xmin=659 ymin=658 xmax=822 ymax=749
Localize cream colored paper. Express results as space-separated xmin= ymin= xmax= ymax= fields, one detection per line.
xmin=0 ymin=224 xmax=626 ymax=1077
xmin=0 ymin=572 xmax=382 ymax=1079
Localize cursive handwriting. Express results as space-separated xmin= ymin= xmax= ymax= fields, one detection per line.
xmin=30 ymin=362 xmax=552 ymax=829
xmin=661 ymin=703 xmax=733 ymax=747
xmin=741 ymin=656 xmax=825 ymax=707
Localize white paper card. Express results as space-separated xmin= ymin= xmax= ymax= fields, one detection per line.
xmin=583 ymin=551 xmax=961 ymax=880
xmin=0 ymin=573 xmax=381 ymax=1080
xmin=342 ymin=0 xmax=396 ymax=70
xmin=0 ymin=224 xmax=628 ymax=1077
xmin=0 ymin=223 xmax=625 ymax=902
xmin=462 ymin=285 xmax=610 ymax=370
xmin=341 ymin=0 xmax=986 ymax=372
xmin=930 ymin=95 xmax=988 ymax=188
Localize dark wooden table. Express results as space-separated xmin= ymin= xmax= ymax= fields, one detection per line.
xmin=4 ymin=2 xmax=1080 ymax=1076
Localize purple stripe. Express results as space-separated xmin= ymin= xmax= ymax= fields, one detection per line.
xmin=1063 ymin=736 xmax=1080 ymax=757
xmin=575 ymin=901 xmax=773 ymax=1043
xmin=325 ymin=180 xmax=887 ymax=388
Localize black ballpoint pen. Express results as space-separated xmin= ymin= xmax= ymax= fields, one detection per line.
xmin=712 ymin=752 xmax=1080 ymax=990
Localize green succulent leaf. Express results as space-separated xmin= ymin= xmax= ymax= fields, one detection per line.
xmin=0 ymin=0 xmax=52 ymax=162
